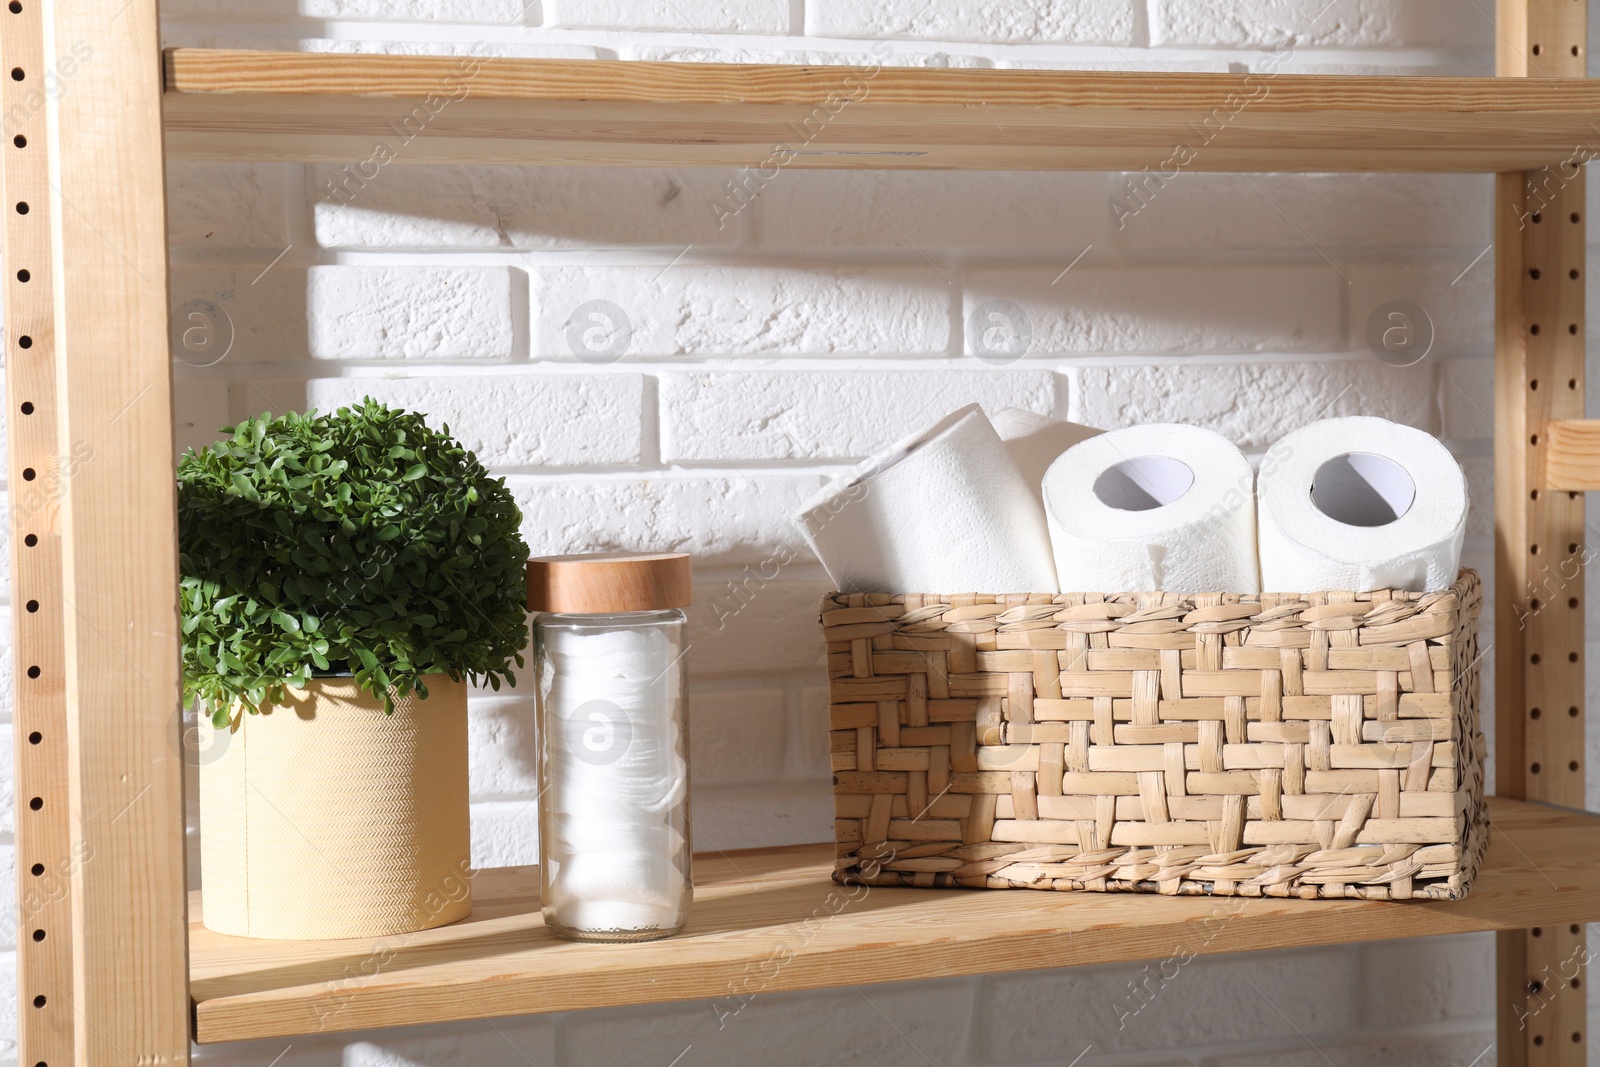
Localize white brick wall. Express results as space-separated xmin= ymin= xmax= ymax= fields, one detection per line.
xmin=7 ymin=0 xmax=1595 ymax=1064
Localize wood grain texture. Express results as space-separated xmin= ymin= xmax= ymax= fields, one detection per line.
xmin=51 ymin=1 xmax=189 ymax=1063
xmin=1 ymin=2 xmax=75 ymax=1065
xmin=1496 ymin=2 xmax=1589 ymax=1063
xmin=187 ymin=797 xmax=1600 ymax=1044
xmin=162 ymin=50 xmax=1600 ymax=172
xmin=1542 ymin=419 xmax=1600 ymax=489
xmin=526 ymin=553 xmax=692 ymax=614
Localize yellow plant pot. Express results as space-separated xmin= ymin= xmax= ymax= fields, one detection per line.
xmin=198 ymin=675 xmax=472 ymax=939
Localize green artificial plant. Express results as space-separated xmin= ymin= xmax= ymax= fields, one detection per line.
xmin=178 ymin=399 xmax=530 ymax=721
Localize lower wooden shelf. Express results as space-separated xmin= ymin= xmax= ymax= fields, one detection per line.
xmin=190 ymin=795 xmax=1600 ymax=1044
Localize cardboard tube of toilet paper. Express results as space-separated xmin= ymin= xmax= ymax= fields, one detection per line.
xmin=796 ymin=404 xmax=1060 ymax=594
xmin=991 ymin=408 xmax=1102 ymax=509
xmin=1257 ymin=416 xmax=1466 ymax=593
xmin=1043 ymin=424 xmax=1260 ymax=593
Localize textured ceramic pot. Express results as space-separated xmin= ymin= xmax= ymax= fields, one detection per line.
xmin=198 ymin=675 xmax=471 ymax=940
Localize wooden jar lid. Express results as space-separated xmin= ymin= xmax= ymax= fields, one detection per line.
xmin=526 ymin=553 xmax=693 ymax=614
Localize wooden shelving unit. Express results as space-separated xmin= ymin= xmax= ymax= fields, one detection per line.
xmin=163 ymin=49 xmax=1600 ymax=172
xmin=190 ymin=797 xmax=1600 ymax=1044
xmin=3 ymin=3 xmax=1597 ymax=1064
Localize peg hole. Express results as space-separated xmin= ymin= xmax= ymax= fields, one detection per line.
xmin=17 ymin=335 xmax=30 ymax=349
xmin=28 ymin=797 xmax=41 ymax=810
xmin=1530 ymin=543 xmax=1540 ymax=555
xmin=1531 ymin=653 xmax=1542 ymax=664
xmin=1532 ymin=762 xmax=1543 ymax=774
xmin=28 ymin=864 xmax=40 ymax=876
xmin=1572 ymin=269 xmax=1581 ymax=280
xmin=1530 ymin=268 xmax=1542 ymax=280
xmin=1570 ymin=597 xmax=1580 ymax=608
xmin=21 ymin=401 xmax=33 ymax=414
xmin=1570 ymin=760 xmax=1580 ymax=771
xmin=1574 ymin=212 xmax=1583 ymax=223
xmin=1571 ymin=379 xmax=1579 ymax=389
xmin=27 ymin=731 xmax=39 ymax=744
xmin=31 ymin=995 xmax=44 ymax=1009
xmin=1575 ymin=1032 xmax=1584 ymax=1044
xmin=27 ymin=666 xmax=40 ymax=679
xmin=7 ymin=2 xmax=18 ymax=11
xmin=14 ymin=202 xmax=26 ymax=215
xmin=1531 ymin=489 xmax=1540 ymax=500
xmin=1531 ymin=325 xmax=1542 ymax=336
xmin=22 ymin=468 xmax=35 ymax=481
xmin=1531 ymin=980 xmax=1546 ymax=994
xmin=1531 ymin=707 xmax=1543 ymax=719
xmin=30 ymin=929 xmax=42 ymax=942
xmin=1531 ymin=434 xmax=1540 ymax=445
xmin=1533 ymin=927 xmax=1543 ymax=936
xmin=1532 ymin=43 xmax=1543 ymax=55
xmin=1533 ymin=211 xmax=1544 ymax=223
xmin=1571 ymin=324 xmax=1580 ymax=334
xmin=1531 ymin=376 xmax=1540 ymax=387
xmin=24 ymin=534 xmax=36 ymax=547
xmin=1570 ymin=542 xmax=1579 ymax=553
xmin=1530 ymin=598 xmax=1542 ymax=611
xmin=1534 ymin=1035 xmax=1545 ymax=1047
xmin=15 ymin=268 xmax=27 ymax=282
xmin=9 ymin=68 xmax=21 ymax=81
xmin=25 ymin=599 xmax=38 ymax=612
xmin=1570 ymin=651 xmax=1580 ymax=662
xmin=1569 ymin=706 xmax=1579 ymax=717
xmin=12 ymin=135 xmax=23 ymax=148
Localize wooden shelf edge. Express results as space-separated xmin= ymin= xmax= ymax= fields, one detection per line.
xmin=161 ymin=49 xmax=1600 ymax=171
xmin=189 ymin=796 xmax=1600 ymax=1045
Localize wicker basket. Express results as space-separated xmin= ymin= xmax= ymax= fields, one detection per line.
xmin=823 ymin=571 xmax=1486 ymax=901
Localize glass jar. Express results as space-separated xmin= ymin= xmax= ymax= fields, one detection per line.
xmin=529 ymin=553 xmax=693 ymax=943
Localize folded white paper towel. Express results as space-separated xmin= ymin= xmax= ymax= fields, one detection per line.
xmin=1043 ymin=424 xmax=1260 ymax=593
xmin=1257 ymin=416 xmax=1466 ymax=593
xmin=797 ymin=404 xmax=1059 ymax=594
xmin=991 ymin=408 xmax=1102 ymax=508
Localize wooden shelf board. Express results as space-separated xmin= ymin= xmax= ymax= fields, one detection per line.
xmin=190 ymin=795 xmax=1600 ymax=1044
xmin=162 ymin=49 xmax=1600 ymax=172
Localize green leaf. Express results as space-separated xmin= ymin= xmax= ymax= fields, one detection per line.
xmin=176 ymin=399 xmax=530 ymax=717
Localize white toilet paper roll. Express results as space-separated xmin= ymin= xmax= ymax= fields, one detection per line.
xmin=991 ymin=408 xmax=1102 ymax=509
xmin=1257 ymin=416 xmax=1466 ymax=593
xmin=797 ymin=404 xmax=1059 ymax=594
xmin=1043 ymin=424 xmax=1260 ymax=593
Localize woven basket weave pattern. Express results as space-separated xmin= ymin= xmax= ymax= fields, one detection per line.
xmin=825 ymin=571 xmax=1486 ymax=900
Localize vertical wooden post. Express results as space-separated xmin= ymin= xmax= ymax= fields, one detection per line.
xmin=1 ymin=1 xmax=75 ymax=1065
xmin=41 ymin=0 xmax=190 ymax=1063
xmin=1495 ymin=3 xmax=1588 ymax=1066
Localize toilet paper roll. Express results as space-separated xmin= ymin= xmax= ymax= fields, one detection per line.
xmin=1043 ymin=424 xmax=1260 ymax=593
xmin=797 ymin=404 xmax=1059 ymax=594
xmin=1257 ymin=416 xmax=1466 ymax=593
xmin=991 ymin=408 xmax=1102 ymax=509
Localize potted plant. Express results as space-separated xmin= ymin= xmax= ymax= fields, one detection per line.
xmin=179 ymin=399 xmax=530 ymax=940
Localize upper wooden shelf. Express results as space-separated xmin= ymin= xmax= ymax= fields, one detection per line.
xmin=190 ymin=795 xmax=1600 ymax=1044
xmin=162 ymin=49 xmax=1600 ymax=172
